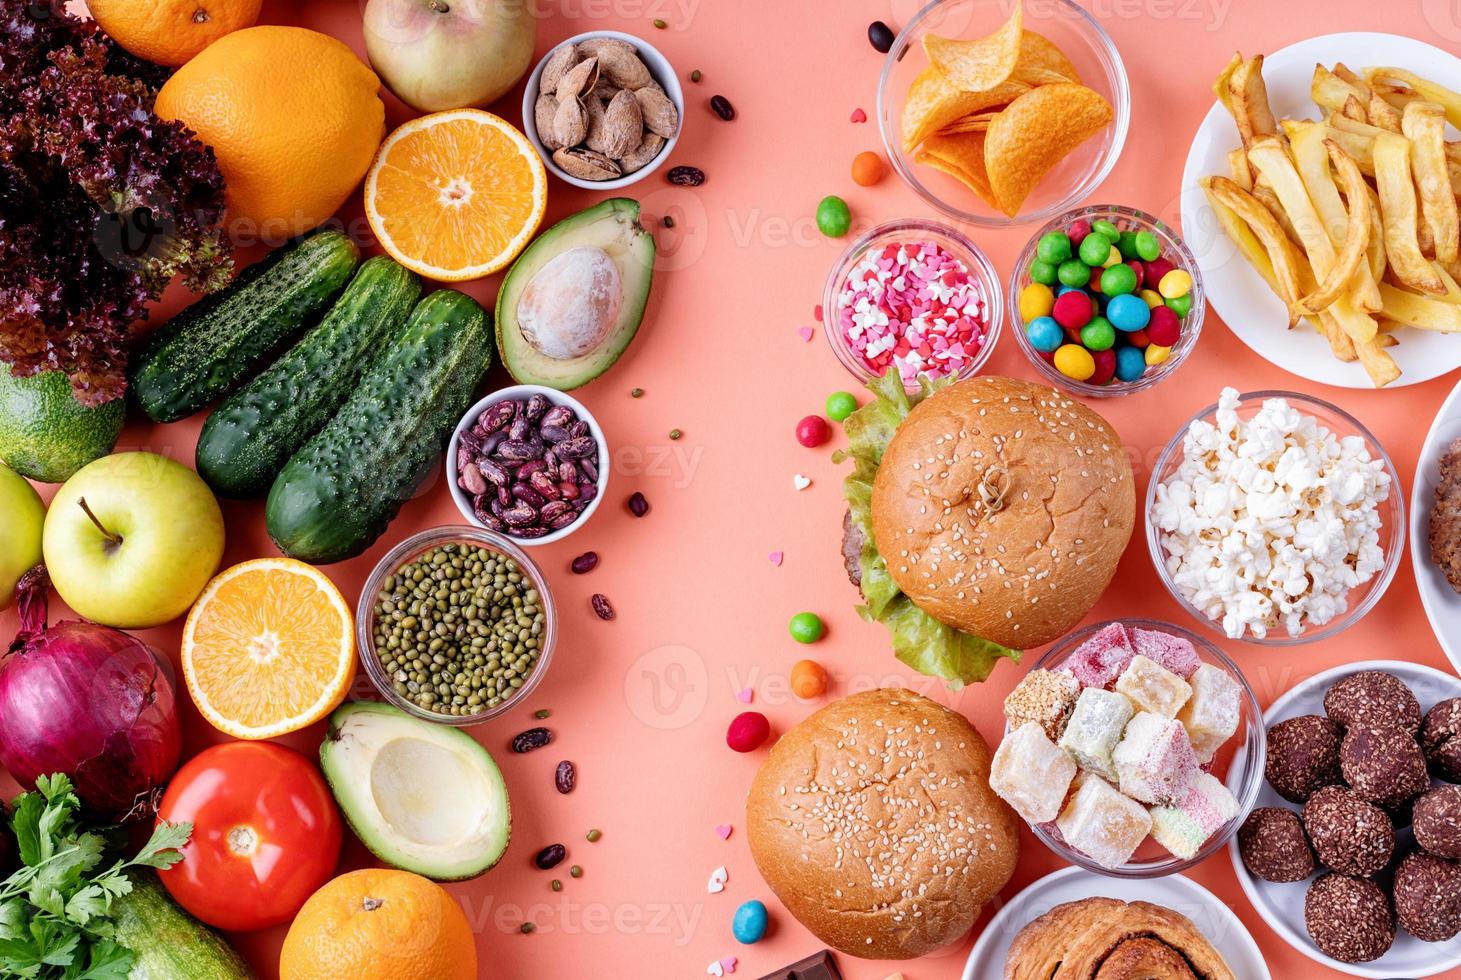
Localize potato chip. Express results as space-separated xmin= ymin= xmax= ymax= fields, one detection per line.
xmin=935 ymin=110 xmax=1000 ymax=137
xmin=984 ymin=82 xmax=1112 ymax=216
xmin=901 ymin=66 xmax=1029 ymax=151
xmin=1013 ymin=31 xmax=1080 ymax=85
xmin=923 ymin=2 xmax=1023 ymax=93
xmin=917 ymin=130 xmax=999 ymax=209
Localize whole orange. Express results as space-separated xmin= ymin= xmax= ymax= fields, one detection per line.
xmin=279 ymin=869 xmax=477 ymax=980
xmin=87 ymin=0 xmax=262 ymax=66
xmin=154 ymin=26 xmax=385 ymax=240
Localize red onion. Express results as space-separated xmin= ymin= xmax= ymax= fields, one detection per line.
xmin=0 ymin=568 xmax=181 ymax=819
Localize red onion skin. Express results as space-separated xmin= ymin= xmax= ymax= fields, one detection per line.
xmin=0 ymin=568 xmax=181 ymax=820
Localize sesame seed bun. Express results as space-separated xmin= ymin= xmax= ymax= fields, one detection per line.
xmin=871 ymin=376 xmax=1133 ymax=649
xmin=746 ymin=689 xmax=1018 ymax=959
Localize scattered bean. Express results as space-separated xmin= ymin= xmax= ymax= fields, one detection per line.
xmin=534 ymin=708 xmax=551 ymax=719
xmin=667 ymin=166 xmax=705 ymax=186
xmin=626 ymin=492 xmax=650 ymax=517
xmin=512 ymin=727 xmax=554 ymax=753
xmin=591 ymin=594 xmax=615 ymax=621
xmin=555 ymin=760 xmax=576 ymax=794
xmin=570 ymin=552 xmax=599 ymax=574
xmin=709 ymin=95 xmax=735 ymax=121
xmin=551 ymin=880 xmax=563 ymax=892
xmin=653 ymin=17 xmax=666 ymax=27
xmin=868 ymin=20 xmax=895 ymax=53
xmin=520 ymin=923 xmax=536 ymax=934
xmin=662 ymin=215 xmax=675 ymax=228
xmin=690 ymin=69 xmax=702 ymax=83
xmin=631 ymin=387 xmax=644 ymax=398
xmin=587 ymin=829 xmax=602 ymax=843
xmin=569 ymin=865 xmax=583 ymax=878
xmin=668 ymin=428 xmax=682 ymax=440
xmin=535 ymin=844 xmax=566 ymax=870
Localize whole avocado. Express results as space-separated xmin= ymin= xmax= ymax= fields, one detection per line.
xmin=0 ymin=369 xmax=123 ymax=482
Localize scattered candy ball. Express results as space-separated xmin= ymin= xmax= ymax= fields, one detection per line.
xmin=732 ymin=899 xmax=769 ymax=944
xmin=825 ymin=391 xmax=858 ymax=422
xmin=726 ymin=712 xmax=770 ymax=753
xmin=851 ymin=151 xmax=886 ymax=186
xmin=1134 ymin=230 xmax=1161 ymax=261
xmin=816 ymin=195 xmax=852 ymax=238
xmin=790 ymin=659 xmax=829 ymax=699
xmin=1077 ymin=234 xmax=1110 ymax=267
xmin=795 ymin=415 xmax=831 ymax=447
xmin=788 ymin=612 xmax=825 ymax=644
xmin=1099 ymin=263 xmax=1137 ymax=296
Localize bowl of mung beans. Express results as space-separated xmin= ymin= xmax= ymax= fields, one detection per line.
xmin=357 ymin=525 xmax=557 ymax=726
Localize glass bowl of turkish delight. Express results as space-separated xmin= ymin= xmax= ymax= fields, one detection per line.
xmin=990 ymin=618 xmax=1265 ymax=877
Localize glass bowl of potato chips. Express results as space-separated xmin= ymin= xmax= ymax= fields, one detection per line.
xmin=877 ymin=0 xmax=1131 ymax=226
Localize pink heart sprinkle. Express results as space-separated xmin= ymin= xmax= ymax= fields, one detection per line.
xmin=736 ymin=687 xmax=754 ymax=704
xmin=813 ymin=304 xmax=823 ymax=322
xmin=721 ymin=957 xmax=738 ymax=973
xmin=850 ymin=107 xmax=867 ymax=123
xmin=768 ymin=551 xmax=783 ymax=566
xmin=715 ymin=824 xmax=733 ymax=840
xmin=797 ymin=326 xmax=814 ymax=342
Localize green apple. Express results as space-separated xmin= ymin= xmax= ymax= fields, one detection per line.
xmin=43 ymin=452 xmax=224 ymax=628
xmin=0 ymin=463 xmax=44 ymax=609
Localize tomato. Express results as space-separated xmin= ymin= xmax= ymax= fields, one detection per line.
xmin=156 ymin=741 xmax=342 ymax=932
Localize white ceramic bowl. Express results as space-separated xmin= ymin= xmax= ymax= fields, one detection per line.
xmin=521 ymin=31 xmax=684 ymax=190
xmin=446 ymin=384 xmax=610 ymax=545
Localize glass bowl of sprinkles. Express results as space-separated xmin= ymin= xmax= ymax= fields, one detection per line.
xmin=822 ymin=217 xmax=1003 ymax=390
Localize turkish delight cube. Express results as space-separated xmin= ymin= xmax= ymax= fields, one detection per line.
xmin=1112 ymin=712 xmax=1199 ymax=805
xmin=1064 ymin=622 xmax=1136 ymax=688
xmin=1149 ymin=771 xmax=1240 ymax=859
xmin=1115 ymin=654 xmax=1193 ymax=718
xmin=990 ymin=722 xmax=1077 ymax=824
xmin=1056 ymin=773 xmax=1153 ymax=869
xmin=1131 ymin=627 xmax=1201 ymax=678
xmin=1176 ymin=664 xmax=1241 ymax=764
xmin=1003 ymin=668 xmax=1080 ymax=741
xmin=1059 ymin=688 xmax=1134 ymax=780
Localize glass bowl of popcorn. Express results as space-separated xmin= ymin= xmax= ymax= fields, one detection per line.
xmin=993 ymin=619 xmax=1265 ymax=878
xmin=1146 ymin=388 xmax=1403 ymax=646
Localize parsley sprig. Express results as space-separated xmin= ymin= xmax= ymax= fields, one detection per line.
xmin=0 ymin=775 xmax=191 ymax=980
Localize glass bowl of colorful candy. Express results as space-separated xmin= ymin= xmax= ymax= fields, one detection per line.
xmin=990 ymin=619 xmax=1265 ymax=878
xmin=822 ymin=217 xmax=1003 ymax=390
xmin=1008 ymin=205 xmax=1204 ymax=396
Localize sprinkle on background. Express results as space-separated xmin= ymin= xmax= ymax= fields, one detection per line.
xmin=768 ymin=550 xmax=783 ymax=566
xmin=736 ymin=687 xmax=754 ymax=703
xmin=797 ymin=326 xmax=814 ymax=342
xmin=715 ymin=824 xmax=733 ymax=839
xmin=793 ymin=474 xmax=811 ymax=491
xmin=850 ymin=107 xmax=867 ymax=123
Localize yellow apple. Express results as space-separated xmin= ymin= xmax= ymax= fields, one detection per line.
xmin=0 ymin=463 xmax=44 ymax=608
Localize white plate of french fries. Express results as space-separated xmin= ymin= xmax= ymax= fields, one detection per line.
xmin=1181 ymin=33 xmax=1461 ymax=388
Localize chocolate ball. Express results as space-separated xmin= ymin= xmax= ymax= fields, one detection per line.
xmin=1394 ymin=850 xmax=1461 ymax=942
xmin=1415 ymin=785 xmax=1461 ymax=859
xmin=1422 ymin=698 xmax=1461 ymax=783
xmin=1305 ymin=873 xmax=1395 ymax=963
xmin=1301 ymin=785 xmax=1395 ymax=877
xmin=1340 ymin=725 xmax=1430 ymax=808
xmin=1238 ymin=807 xmax=1316 ymax=882
xmin=1324 ymin=670 xmax=1421 ymax=733
xmin=1266 ymin=714 xmax=1343 ymax=803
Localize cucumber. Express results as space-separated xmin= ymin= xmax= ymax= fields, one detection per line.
xmin=112 ymin=871 xmax=253 ymax=980
xmin=266 ymin=289 xmax=492 ymax=564
xmin=130 ymin=230 xmax=360 ymax=422
xmin=196 ymin=257 xmax=421 ymax=497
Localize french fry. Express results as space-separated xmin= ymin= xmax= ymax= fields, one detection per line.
xmin=1354 ymin=334 xmax=1401 ymax=386
xmin=1401 ymin=101 xmax=1459 ymax=264
xmin=1313 ymin=64 xmax=1368 ymax=113
xmin=1201 ymin=176 xmax=1281 ymax=294
xmin=1367 ymin=68 xmax=1461 ymax=129
xmin=1227 ymin=148 xmax=1253 ymax=190
xmin=1373 ymin=131 xmax=1448 ymax=293
xmin=1379 ymin=281 xmax=1461 ymax=330
xmin=1374 ymin=81 xmax=1419 ymax=112
xmin=1252 ymin=182 xmax=1300 ymax=247
xmin=1229 ymin=55 xmax=1280 ymax=151
xmin=1433 ymin=261 xmax=1461 ymax=304
xmin=1205 ymin=176 xmax=1309 ymax=324
xmin=1334 ymin=63 xmax=1373 ymax=98
xmin=1369 ymin=91 xmax=1404 ymax=132
xmin=1287 ymin=119 xmax=1378 ymax=176
xmin=1366 ymin=184 xmax=1388 ymax=285
xmin=1289 ymin=125 xmax=1379 ymax=311
xmin=1341 ymin=94 xmax=1367 ymax=123
xmin=1317 ymin=309 xmax=1359 ymax=361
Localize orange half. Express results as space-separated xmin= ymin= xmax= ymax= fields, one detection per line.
xmin=364 ymin=109 xmax=547 ymax=281
xmin=182 ymin=558 xmax=355 ymax=740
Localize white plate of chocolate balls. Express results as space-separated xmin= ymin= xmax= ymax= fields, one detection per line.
xmin=1226 ymin=660 xmax=1461 ymax=978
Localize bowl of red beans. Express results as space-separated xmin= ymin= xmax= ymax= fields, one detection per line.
xmin=1009 ymin=205 xmax=1204 ymax=397
xmin=823 ymin=217 xmax=1003 ymax=390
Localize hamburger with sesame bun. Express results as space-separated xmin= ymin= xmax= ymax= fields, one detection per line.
xmin=839 ymin=372 xmax=1134 ymax=687
xmin=747 ymin=688 xmax=1019 ymax=959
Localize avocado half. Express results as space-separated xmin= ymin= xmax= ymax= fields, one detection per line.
xmin=496 ymin=197 xmax=655 ymax=390
xmin=320 ymin=701 xmax=510 ymax=881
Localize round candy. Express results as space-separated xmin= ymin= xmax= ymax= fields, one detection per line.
xmin=796 ymin=415 xmax=831 ymax=447
xmin=1080 ymin=317 xmax=1115 ymax=351
xmin=1089 ymin=347 xmax=1117 ymax=385
xmin=1099 ymin=263 xmax=1137 ymax=296
xmin=825 ymin=391 xmax=858 ymax=422
xmin=727 ymin=712 xmax=770 ymax=753
xmin=1053 ymin=344 xmax=1095 ymax=381
xmin=1139 ymin=288 xmax=1164 ymax=309
xmin=1145 ymin=343 xmax=1172 ymax=366
xmin=815 ymin=195 xmax=851 ymax=237
xmin=1107 ymin=293 xmax=1151 ymax=332
xmin=1101 ymin=244 xmax=1122 ymax=268
xmin=1086 ymin=265 xmax=1103 ymax=292
xmin=1057 ymin=258 xmax=1091 ymax=287
xmin=1135 ymin=230 xmax=1161 ymax=261
xmin=1159 ymin=268 xmax=1193 ymax=299
xmin=788 ymin=612 xmax=825 ymax=643
xmin=850 ymin=151 xmax=885 ymax=186
xmin=1126 ymin=260 xmax=1145 ymax=290
xmin=1067 ymin=218 xmax=1092 ymax=245
xmin=1029 ymin=259 xmax=1058 ymax=286
xmin=1036 ymin=232 xmax=1072 ymax=264
xmin=732 ymin=900 xmax=769 ymax=944
xmin=1117 ymin=230 xmax=1140 ymax=260
xmin=1019 ymin=282 xmax=1055 ymax=320
xmin=1125 ymin=328 xmax=1150 ymax=348
xmin=1115 ymin=345 xmax=1147 ymax=382
xmin=1077 ymin=234 xmax=1109 ymax=267
xmin=790 ymin=659 xmax=829 ymax=699
xmin=1052 ymin=290 xmax=1093 ymax=330
xmin=1144 ymin=256 xmax=1175 ymax=286
xmin=1166 ymin=292 xmax=1193 ymax=318
xmin=1091 ymin=218 xmax=1120 ymax=242
xmin=1147 ymin=305 xmax=1181 ymax=347
xmin=1025 ymin=316 xmax=1064 ymax=352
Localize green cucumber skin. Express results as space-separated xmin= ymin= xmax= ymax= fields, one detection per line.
xmin=196 ymin=257 xmax=421 ymax=497
xmin=266 ymin=289 xmax=492 ymax=564
xmin=130 ymin=230 xmax=361 ymax=423
xmin=112 ymin=871 xmax=253 ymax=980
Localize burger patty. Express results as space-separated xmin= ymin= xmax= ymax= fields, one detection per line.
xmin=841 ymin=509 xmax=863 ymax=588
xmin=1430 ymin=437 xmax=1461 ymax=594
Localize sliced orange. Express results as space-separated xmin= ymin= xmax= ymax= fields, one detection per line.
xmin=364 ymin=109 xmax=547 ymax=281
xmin=182 ymin=558 xmax=355 ymax=740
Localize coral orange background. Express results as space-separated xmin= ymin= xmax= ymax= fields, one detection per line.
xmin=8 ymin=0 xmax=1461 ymax=977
